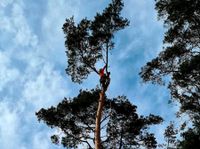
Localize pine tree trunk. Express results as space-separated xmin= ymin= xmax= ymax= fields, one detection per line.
xmin=95 ymin=89 xmax=105 ymax=149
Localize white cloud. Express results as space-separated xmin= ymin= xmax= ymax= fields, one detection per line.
xmin=0 ymin=100 xmax=56 ymax=149
xmin=22 ymin=62 xmax=68 ymax=109
xmin=116 ymin=0 xmax=164 ymax=60
xmin=0 ymin=101 xmax=26 ymax=149
xmin=0 ymin=0 xmax=13 ymax=7
xmin=11 ymin=3 xmax=38 ymax=47
xmin=0 ymin=51 xmax=20 ymax=92
xmin=0 ymin=0 xmax=70 ymax=149
xmin=0 ymin=16 xmax=15 ymax=33
xmin=37 ymin=0 xmax=81 ymax=66
xmin=32 ymin=131 xmax=51 ymax=149
xmin=0 ymin=1 xmax=37 ymax=47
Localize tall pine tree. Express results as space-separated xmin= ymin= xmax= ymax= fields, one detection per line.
xmin=36 ymin=0 xmax=163 ymax=148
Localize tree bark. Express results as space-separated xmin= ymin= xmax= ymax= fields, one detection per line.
xmin=119 ymin=129 xmax=123 ymax=149
xmin=106 ymin=42 xmax=109 ymax=73
xmin=95 ymin=89 xmax=105 ymax=149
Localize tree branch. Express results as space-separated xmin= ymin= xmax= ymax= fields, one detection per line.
xmin=65 ymin=131 xmax=93 ymax=149
xmin=106 ymin=42 xmax=109 ymax=73
xmin=79 ymin=43 xmax=99 ymax=75
xmin=100 ymin=114 xmax=110 ymax=124
xmin=100 ymin=123 xmax=108 ymax=130
xmin=119 ymin=129 xmax=123 ymax=149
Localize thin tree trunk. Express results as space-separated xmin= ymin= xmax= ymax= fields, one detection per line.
xmin=106 ymin=42 xmax=108 ymax=73
xmin=95 ymin=42 xmax=109 ymax=149
xmin=95 ymin=89 xmax=105 ymax=149
xmin=119 ymin=129 xmax=123 ymax=149
xmin=167 ymin=139 xmax=169 ymax=149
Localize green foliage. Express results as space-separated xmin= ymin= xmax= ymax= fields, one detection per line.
xmin=164 ymin=122 xmax=178 ymax=148
xmin=177 ymin=128 xmax=200 ymax=149
xmin=140 ymin=0 xmax=200 ymax=119
xmin=177 ymin=117 xmax=200 ymax=149
xmin=62 ymin=0 xmax=129 ymax=83
xmin=36 ymin=88 xmax=163 ymax=148
xmin=140 ymin=0 xmax=200 ymax=148
xmin=36 ymin=0 xmax=164 ymax=148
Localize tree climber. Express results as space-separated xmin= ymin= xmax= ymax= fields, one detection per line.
xmin=99 ymin=64 xmax=107 ymax=88
xmin=104 ymin=72 xmax=110 ymax=91
xmin=99 ymin=64 xmax=110 ymax=91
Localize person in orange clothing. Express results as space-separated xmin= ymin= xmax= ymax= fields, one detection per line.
xmin=99 ymin=64 xmax=107 ymax=88
xmin=99 ymin=64 xmax=110 ymax=90
xmin=99 ymin=64 xmax=107 ymax=78
xmin=104 ymin=72 xmax=110 ymax=91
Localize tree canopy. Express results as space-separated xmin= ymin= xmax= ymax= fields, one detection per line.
xmin=36 ymin=88 xmax=163 ymax=148
xmin=62 ymin=2 xmax=130 ymax=147
xmin=140 ymin=0 xmax=200 ymax=148
xmin=62 ymin=0 xmax=129 ymax=83
xmin=36 ymin=0 xmax=165 ymax=148
xmin=140 ymin=0 xmax=200 ymax=120
xmin=164 ymin=121 xmax=178 ymax=148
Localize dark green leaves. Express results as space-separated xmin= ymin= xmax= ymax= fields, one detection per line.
xmin=140 ymin=1 xmax=200 ymax=147
xmin=164 ymin=122 xmax=178 ymax=147
xmin=62 ymin=0 xmax=129 ymax=83
xmin=140 ymin=0 xmax=200 ymax=118
xmin=36 ymin=88 xmax=163 ymax=148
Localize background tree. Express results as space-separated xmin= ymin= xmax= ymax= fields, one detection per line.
xmin=164 ymin=121 xmax=178 ymax=149
xmin=177 ymin=126 xmax=200 ymax=149
xmin=36 ymin=88 xmax=163 ymax=148
xmin=139 ymin=0 xmax=200 ymax=148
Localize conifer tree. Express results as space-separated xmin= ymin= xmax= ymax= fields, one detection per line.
xmin=140 ymin=0 xmax=200 ymax=148
xmin=36 ymin=0 xmax=163 ymax=148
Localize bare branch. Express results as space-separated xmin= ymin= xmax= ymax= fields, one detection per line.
xmin=65 ymin=131 xmax=93 ymax=149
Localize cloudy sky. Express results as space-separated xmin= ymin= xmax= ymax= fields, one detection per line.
xmin=0 ymin=0 xmax=180 ymax=148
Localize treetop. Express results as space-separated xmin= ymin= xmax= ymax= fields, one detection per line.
xmin=62 ymin=0 xmax=129 ymax=83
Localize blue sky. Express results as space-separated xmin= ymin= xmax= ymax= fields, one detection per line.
xmin=0 ymin=0 xmax=180 ymax=148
